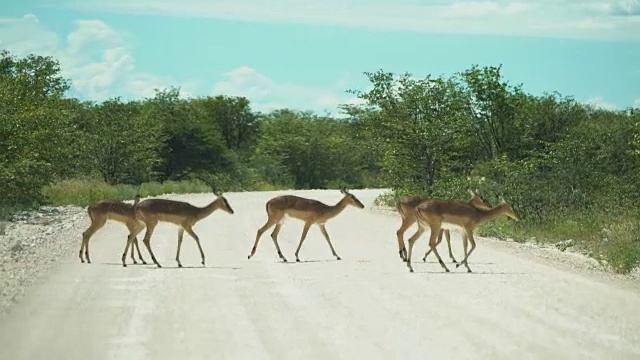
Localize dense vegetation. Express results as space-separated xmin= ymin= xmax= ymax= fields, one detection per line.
xmin=1 ymin=50 xmax=639 ymax=273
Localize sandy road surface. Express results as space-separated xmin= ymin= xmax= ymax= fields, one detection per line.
xmin=0 ymin=189 xmax=639 ymax=360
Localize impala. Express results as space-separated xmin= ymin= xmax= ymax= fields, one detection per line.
xmin=80 ymin=195 xmax=147 ymax=265
xmin=248 ymin=188 xmax=365 ymax=262
xmin=396 ymin=189 xmax=492 ymax=263
xmin=121 ymin=188 xmax=235 ymax=268
xmin=405 ymin=196 xmax=519 ymax=273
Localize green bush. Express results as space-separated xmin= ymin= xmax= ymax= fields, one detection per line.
xmin=597 ymin=218 xmax=640 ymax=274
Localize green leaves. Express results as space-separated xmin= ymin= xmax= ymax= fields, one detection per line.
xmin=81 ymin=98 xmax=165 ymax=185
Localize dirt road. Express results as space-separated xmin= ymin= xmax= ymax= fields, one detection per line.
xmin=1 ymin=189 xmax=639 ymax=360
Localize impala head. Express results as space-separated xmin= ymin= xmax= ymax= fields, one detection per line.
xmin=213 ymin=190 xmax=235 ymax=215
xmin=340 ymin=188 xmax=365 ymax=209
xmin=498 ymin=196 xmax=519 ymax=221
xmin=468 ymin=189 xmax=492 ymax=210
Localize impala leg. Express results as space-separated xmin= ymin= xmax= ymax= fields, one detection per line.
xmin=79 ymin=230 xmax=89 ymax=263
xmin=129 ymin=236 xmax=137 ymax=265
xmin=422 ymin=229 xmax=444 ymax=262
xmin=126 ymin=223 xmax=139 ymax=265
xmin=121 ymin=233 xmax=134 ymax=267
xmin=132 ymin=223 xmax=147 ymax=264
xmin=456 ymin=231 xmax=476 ymax=273
xmin=270 ymin=224 xmax=288 ymax=262
xmin=83 ymin=231 xmax=93 ymax=265
xmin=183 ymin=225 xmax=205 ymax=267
xmin=319 ymin=225 xmax=341 ymax=260
xmin=427 ymin=225 xmax=450 ymax=273
xmin=80 ymin=230 xmax=91 ymax=263
xmin=249 ymin=220 xmax=275 ymax=259
xmin=405 ymin=227 xmax=425 ymax=273
xmin=462 ymin=234 xmax=469 ymax=258
xmin=175 ymin=228 xmax=185 ymax=268
xmin=133 ymin=237 xmax=147 ymax=265
xmin=396 ymin=217 xmax=414 ymax=262
xmin=81 ymin=218 xmax=105 ymax=264
xmin=294 ymin=222 xmax=313 ymax=262
xmin=444 ymin=230 xmax=458 ymax=264
xmin=141 ymin=222 xmax=161 ymax=268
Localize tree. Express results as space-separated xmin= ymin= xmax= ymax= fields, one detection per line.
xmin=193 ymin=95 xmax=258 ymax=152
xmin=351 ymin=70 xmax=472 ymax=192
xmin=455 ymin=64 xmax=523 ymax=160
xmin=144 ymin=88 xmax=231 ymax=181
xmin=0 ymin=51 xmax=76 ymax=206
xmin=83 ymin=98 xmax=164 ymax=184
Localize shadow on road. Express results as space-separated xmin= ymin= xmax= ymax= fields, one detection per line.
xmin=99 ymin=262 xmax=242 ymax=270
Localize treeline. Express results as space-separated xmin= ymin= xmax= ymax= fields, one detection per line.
xmin=1 ymin=50 xmax=639 ymax=272
xmin=0 ymin=50 xmax=382 ymax=211
xmin=344 ymin=66 xmax=640 ymax=273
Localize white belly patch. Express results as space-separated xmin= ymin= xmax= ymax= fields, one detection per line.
xmin=440 ymin=222 xmax=465 ymax=232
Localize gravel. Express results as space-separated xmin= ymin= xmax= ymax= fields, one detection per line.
xmin=0 ymin=206 xmax=87 ymax=314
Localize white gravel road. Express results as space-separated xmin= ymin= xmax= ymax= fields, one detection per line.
xmin=0 ymin=189 xmax=639 ymax=360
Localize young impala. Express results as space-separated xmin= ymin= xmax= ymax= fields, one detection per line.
xmin=395 ymin=189 xmax=492 ymax=263
xmin=405 ymin=196 xmax=519 ymax=273
xmin=248 ymin=188 xmax=365 ymax=262
xmin=121 ymin=188 xmax=235 ymax=268
xmin=79 ymin=195 xmax=146 ymax=265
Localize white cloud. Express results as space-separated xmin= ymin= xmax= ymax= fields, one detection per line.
xmin=0 ymin=14 xmax=197 ymax=101
xmin=61 ymin=0 xmax=640 ymax=41
xmin=586 ymin=96 xmax=619 ymax=110
xmin=212 ymin=66 xmax=365 ymax=115
xmin=0 ymin=14 xmax=358 ymax=113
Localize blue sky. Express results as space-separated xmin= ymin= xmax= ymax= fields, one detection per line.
xmin=1 ymin=0 xmax=639 ymax=114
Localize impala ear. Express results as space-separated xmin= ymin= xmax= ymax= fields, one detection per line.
xmin=340 ymin=188 xmax=347 ymax=194
xmin=467 ymin=189 xmax=475 ymax=197
xmin=499 ymin=195 xmax=506 ymax=203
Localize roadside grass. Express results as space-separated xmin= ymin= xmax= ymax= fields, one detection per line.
xmin=41 ymin=178 xmax=212 ymax=207
xmin=41 ymin=177 xmax=292 ymax=208
xmin=374 ymin=191 xmax=640 ymax=275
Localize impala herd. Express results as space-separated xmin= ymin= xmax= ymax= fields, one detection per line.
xmin=80 ymin=187 xmax=519 ymax=273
